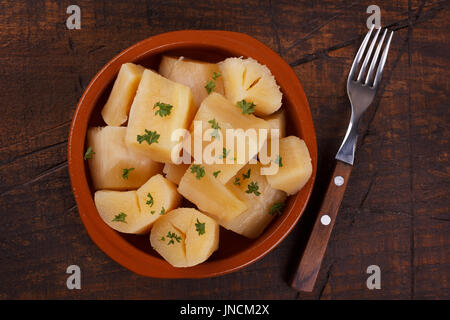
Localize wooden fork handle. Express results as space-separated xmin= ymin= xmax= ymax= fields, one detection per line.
xmin=291 ymin=160 xmax=352 ymax=292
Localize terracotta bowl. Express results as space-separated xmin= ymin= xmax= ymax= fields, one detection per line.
xmin=68 ymin=30 xmax=317 ymax=278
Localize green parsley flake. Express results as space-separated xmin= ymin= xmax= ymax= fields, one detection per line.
xmin=122 ymin=168 xmax=135 ymax=179
xmin=195 ymin=219 xmax=206 ymax=236
xmin=275 ymin=155 xmax=283 ymax=167
xmin=153 ymin=102 xmax=173 ymax=117
xmin=83 ymin=146 xmax=95 ymax=160
xmin=213 ymin=170 xmax=221 ymax=178
xmin=160 ymin=207 xmax=166 ymax=215
xmin=137 ymin=129 xmax=160 ymax=145
xmin=208 ymin=118 xmax=220 ymax=130
xmin=237 ymin=100 xmax=256 ymax=114
xmin=146 ymin=193 xmax=154 ymax=207
xmin=208 ymin=119 xmax=221 ymax=139
xmin=212 ymin=71 xmax=221 ymax=80
xmin=166 ymin=231 xmax=182 ymax=245
xmin=269 ymin=202 xmax=286 ymax=215
xmin=246 ymin=181 xmax=261 ymax=196
xmin=190 ymin=165 xmax=205 ymax=180
xmin=242 ymin=168 xmax=251 ymax=180
xmin=220 ymin=148 xmax=230 ymax=159
xmin=234 ymin=177 xmax=241 ymax=186
xmin=205 ymin=80 xmax=216 ymax=94
xmin=112 ymin=212 xmax=127 ymax=223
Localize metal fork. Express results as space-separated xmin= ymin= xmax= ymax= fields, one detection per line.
xmin=291 ymin=25 xmax=394 ymax=292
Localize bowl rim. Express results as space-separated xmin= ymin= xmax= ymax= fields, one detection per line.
xmin=67 ymin=30 xmax=317 ymax=278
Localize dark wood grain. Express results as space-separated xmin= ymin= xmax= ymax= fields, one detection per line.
xmin=0 ymin=0 xmax=448 ymax=299
xmin=291 ymin=161 xmax=352 ymax=292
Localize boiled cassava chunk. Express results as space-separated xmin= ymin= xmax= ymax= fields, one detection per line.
xmin=125 ymin=69 xmax=196 ymax=163
xmin=94 ymin=174 xmax=181 ymax=234
xmin=159 ymin=56 xmax=224 ymax=109
xmin=95 ymin=190 xmax=141 ymax=233
xmin=223 ymin=162 xmax=287 ymax=238
xmin=136 ymin=174 xmax=182 ymax=224
xmin=177 ymin=164 xmax=247 ymax=223
xmin=150 ymin=208 xmax=219 ymax=267
xmin=219 ymin=57 xmax=282 ymax=116
xmin=101 ymin=63 xmax=145 ymax=126
xmin=87 ymin=126 xmax=162 ymax=190
xmin=187 ymin=92 xmax=271 ymax=184
xmin=265 ymin=136 xmax=312 ymax=195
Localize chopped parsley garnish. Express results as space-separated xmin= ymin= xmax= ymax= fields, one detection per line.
xmin=275 ymin=155 xmax=283 ymax=167
xmin=151 ymin=210 xmax=155 ymax=215
xmin=166 ymin=231 xmax=182 ymax=245
xmin=269 ymin=202 xmax=286 ymax=215
xmin=213 ymin=170 xmax=221 ymax=178
xmin=208 ymin=118 xmax=221 ymax=139
xmin=153 ymin=102 xmax=173 ymax=117
xmin=233 ymin=177 xmax=241 ymax=186
xmin=160 ymin=236 xmax=165 ymax=241
xmin=160 ymin=207 xmax=166 ymax=215
xmin=212 ymin=71 xmax=221 ymax=80
xmin=220 ymin=148 xmax=230 ymax=159
xmin=112 ymin=212 xmax=127 ymax=223
xmin=190 ymin=165 xmax=205 ymax=180
xmin=83 ymin=146 xmax=95 ymax=160
xmin=195 ymin=218 xmax=206 ymax=236
xmin=137 ymin=129 xmax=160 ymax=145
xmin=208 ymin=118 xmax=220 ymax=130
xmin=205 ymin=71 xmax=221 ymax=94
xmin=246 ymin=181 xmax=261 ymax=196
xmin=146 ymin=193 xmax=154 ymax=207
xmin=205 ymin=80 xmax=216 ymax=94
xmin=237 ymin=99 xmax=256 ymax=114
xmin=242 ymin=168 xmax=251 ymax=180
xmin=122 ymin=167 xmax=135 ymax=179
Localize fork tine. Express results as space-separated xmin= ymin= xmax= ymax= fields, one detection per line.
xmin=373 ymin=30 xmax=394 ymax=88
xmin=348 ymin=24 xmax=375 ymax=81
xmin=357 ymin=27 xmax=381 ymax=82
xmin=365 ymin=28 xmax=388 ymax=85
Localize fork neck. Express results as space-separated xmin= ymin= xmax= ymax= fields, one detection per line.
xmin=335 ymin=110 xmax=361 ymax=165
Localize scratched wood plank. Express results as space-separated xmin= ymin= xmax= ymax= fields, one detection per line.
xmin=0 ymin=0 xmax=448 ymax=299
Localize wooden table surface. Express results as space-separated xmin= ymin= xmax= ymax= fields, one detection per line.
xmin=0 ymin=0 xmax=448 ymax=299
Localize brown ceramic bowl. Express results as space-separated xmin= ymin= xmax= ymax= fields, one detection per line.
xmin=68 ymin=30 xmax=317 ymax=278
